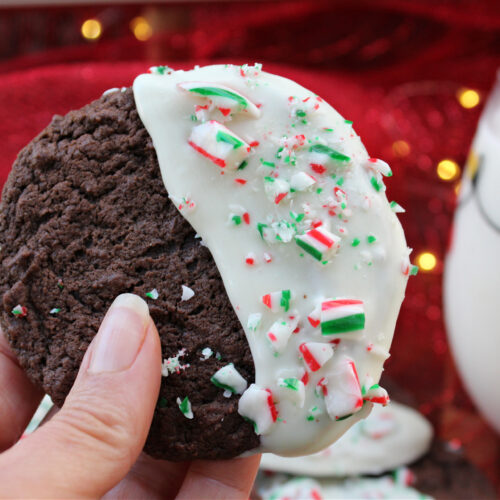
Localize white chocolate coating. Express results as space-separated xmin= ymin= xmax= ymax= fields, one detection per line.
xmin=133 ymin=64 xmax=409 ymax=455
xmin=260 ymin=401 xmax=433 ymax=476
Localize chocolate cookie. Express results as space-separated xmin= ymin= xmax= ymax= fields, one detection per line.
xmin=0 ymin=88 xmax=259 ymax=460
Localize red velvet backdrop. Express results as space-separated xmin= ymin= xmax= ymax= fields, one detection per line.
xmin=1 ymin=0 xmax=499 ymax=488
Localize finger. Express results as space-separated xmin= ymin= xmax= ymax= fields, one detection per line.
xmin=176 ymin=454 xmax=261 ymax=500
xmin=103 ymin=453 xmax=189 ymax=500
xmin=0 ymin=328 xmax=44 ymax=451
xmin=0 ymin=293 xmax=162 ymax=498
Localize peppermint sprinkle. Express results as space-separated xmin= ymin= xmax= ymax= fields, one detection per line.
xmin=247 ymin=312 xmax=262 ymax=331
xmin=11 ymin=304 xmax=27 ymax=317
xmin=162 ymin=349 xmax=190 ymax=376
xmin=278 ymin=377 xmax=306 ymax=407
xmin=238 ymin=384 xmax=278 ymax=435
xmin=49 ymin=308 xmax=61 ymax=315
xmin=211 ymin=363 xmax=248 ymax=394
xmin=364 ymin=158 xmax=393 ymax=177
xmin=245 ymin=252 xmax=256 ymax=265
xmin=299 ymin=342 xmax=333 ymax=372
xmin=262 ymin=290 xmax=292 ymax=312
xmin=295 ymin=227 xmax=340 ymax=262
xmin=176 ymin=396 xmax=194 ymax=419
xmin=324 ymin=357 xmax=363 ymax=420
xmin=200 ymin=347 xmax=213 ymax=360
xmin=390 ymin=201 xmax=405 ymax=213
xmin=146 ymin=288 xmax=159 ymax=300
xmin=181 ymin=285 xmax=195 ymax=301
xmin=321 ymin=299 xmax=365 ymax=335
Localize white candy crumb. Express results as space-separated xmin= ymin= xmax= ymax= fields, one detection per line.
xmin=200 ymin=347 xmax=213 ymax=360
xmin=162 ymin=349 xmax=190 ymax=377
xmin=223 ymin=390 xmax=232 ymax=398
xmin=181 ymin=285 xmax=195 ymax=301
xmin=146 ymin=288 xmax=159 ymax=300
xmin=102 ymin=87 xmax=119 ymax=96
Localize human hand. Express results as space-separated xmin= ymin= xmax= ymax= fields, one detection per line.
xmin=0 ymin=293 xmax=260 ymax=498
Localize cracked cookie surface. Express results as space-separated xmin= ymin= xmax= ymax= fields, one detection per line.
xmin=0 ymin=88 xmax=258 ymax=460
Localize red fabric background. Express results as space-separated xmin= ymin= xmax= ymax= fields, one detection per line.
xmin=1 ymin=0 xmax=499 ymax=489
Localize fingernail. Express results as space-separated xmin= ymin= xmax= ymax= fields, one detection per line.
xmin=89 ymin=293 xmax=150 ymax=374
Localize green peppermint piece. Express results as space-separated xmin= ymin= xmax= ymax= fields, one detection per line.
xmin=49 ymin=308 xmax=61 ymax=315
xmin=410 ymin=264 xmax=419 ymax=276
xmin=351 ymin=238 xmax=360 ymax=247
xmin=11 ymin=305 xmax=27 ymax=317
xmin=238 ymin=160 xmax=248 ymax=170
xmin=390 ymin=201 xmax=405 ymax=213
xmin=367 ymin=235 xmax=377 ymax=244
xmin=210 ymin=363 xmax=248 ymax=395
xmin=371 ymin=176 xmax=383 ymax=192
xmin=216 ymin=130 xmax=244 ymax=149
xmin=188 ymin=86 xmax=248 ymax=108
xmin=279 ymin=377 xmax=300 ymax=391
xmin=260 ymin=158 xmax=276 ymax=168
xmin=309 ymin=144 xmax=350 ymax=163
xmin=145 ymin=288 xmax=159 ymax=300
xmin=176 ymin=396 xmax=194 ymax=419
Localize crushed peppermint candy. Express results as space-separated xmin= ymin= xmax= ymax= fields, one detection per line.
xmin=211 ymin=363 xmax=248 ymax=394
xmin=238 ymin=384 xmax=278 ymax=435
xmin=188 ymin=120 xmax=251 ymax=170
xmin=262 ymin=289 xmax=292 ymax=312
xmin=299 ymin=342 xmax=334 ymax=372
xmin=362 ymin=381 xmax=390 ymax=405
xmin=266 ymin=317 xmax=298 ymax=354
xmin=323 ymin=356 xmax=363 ymax=420
xmin=247 ymin=312 xmax=262 ymax=331
xmin=49 ymin=308 xmax=61 ymax=315
xmin=277 ymin=377 xmax=306 ymax=407
xmin=200 ymin=347 xmax=213 ymax=360
xmin=390 ymin=201 xmax=405 ymax=213
xmin=145 ymin=288 xmax=159 ymax=300
xmin=320 ymin=299 xmax=365 ymax=335
xmin=178 ymin=81 xmax=260 ymax=119
xmin=295 ymin=227 xmax=340 ymax=262
xmin=176 ymin=396 xmax=194 ymax=419
xmin=181 ymin=285 xmax=195 ymax=301
xmin=162 ymin=349 xmax=190 ymax=376
xmin=11 ymin=305 xmax=27 ymax=317
xmin=364 ymin=158 xmax=393 ymax=177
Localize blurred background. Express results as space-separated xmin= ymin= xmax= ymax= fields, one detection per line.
xmin=1 ymin=0 xmax=499 ymax=494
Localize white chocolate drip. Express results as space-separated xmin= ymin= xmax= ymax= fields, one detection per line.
xmin=133 ymin=64 xmax=409 ymax=456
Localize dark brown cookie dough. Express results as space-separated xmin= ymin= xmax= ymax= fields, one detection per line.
xmin=0 ymin=88 xmax=259 ymax=461
xmin=412 ymin=441 xmax=496 ymax=500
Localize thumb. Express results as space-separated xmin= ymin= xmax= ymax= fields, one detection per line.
xmin=0 ymin=293 xmax=162 ymax=498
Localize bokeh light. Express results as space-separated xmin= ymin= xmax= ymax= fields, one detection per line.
xmin=417 ymin=251 xmax=437 ymax=272
xmin=437 ymin=158 xmax=460 ymax=181
xmin=81 ymin=19 xmax=102 ymax=41
xmin=457 ymin=88 xmax=481 ymax=109
xmin=392 ymin=140 xmax=411 ymax=157
xmin=130 ymin=16 xmax=153 ymax=41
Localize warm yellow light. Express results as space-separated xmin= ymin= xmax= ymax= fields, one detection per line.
xmin=130 ymin=16 xmax=153 ymax=41
xmin=457 ymin=88 xmax=481 ymax=109
xmin=392 ymin=140 xmax=410 ymax=157
xmin=417 ymin=252 xmax=437 ymax=272
xmin=437 ymin=159 xmax=460 ymax=181
xmin=81 ymin=19 xmax=102 ymax=41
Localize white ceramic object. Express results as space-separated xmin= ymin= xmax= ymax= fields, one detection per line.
xmin=444 ymin=71 xmax=500 ymax=434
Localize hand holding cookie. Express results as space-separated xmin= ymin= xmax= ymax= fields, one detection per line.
xmin=0 ymin=293 xmax=260 ymax=498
